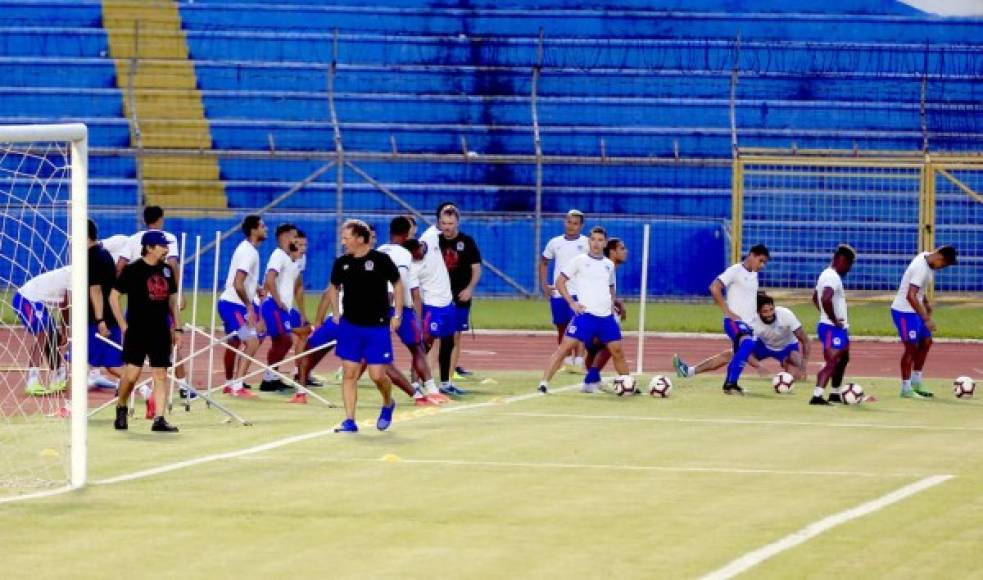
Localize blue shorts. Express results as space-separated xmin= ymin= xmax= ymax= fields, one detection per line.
xmin=336 ymin=318 xmax=393 ymax=365
xmin=217 ymin=300 xmax=259 ymax=341
xmin=422 ymin=304 xmax=456 ymax=339
xmin=566 ymin=313 xmax=622 ymax=346
xmin=752 ymin=340 xmax=799 ymax=364
xmin=261 ymin=298 xmax=292 ymax=339
xmin=88 ymin=325 xmax=124 ymax=368
xmin=307 ymin=318 xmax=340 ymax=350
xmin=13 ymin=293 xmax=55 ymax=335
xmin=818 ymin=323 xmax=850 ymax=351
xmin=391 ymin=307 xmax=422 ymax=347
xmin=723 ymin=317 xmax=754 ymax=347
xmin=455 ymin=303 xmax=471 ymax=332
xmin=288 ymin=308 xmax=304 ymax=330
xmin=550 ymin=295 xmax=578 ymax=326
xmin=891 ymin=309 xmax=932 ymax=343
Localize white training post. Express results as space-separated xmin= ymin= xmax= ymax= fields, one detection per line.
xmin=168 ymin=232 xmax=188 ymax=412
xmin=187 ymin=235 xmax=201 ymax=410
xmin=636 ymin=223 xmax=650 ymax=375
xmin=207 ymin=231 xmax=221 ymax=393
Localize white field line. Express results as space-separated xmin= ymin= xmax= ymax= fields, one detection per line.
xmin=278 ymin=456 xmax=924 ymax=479
xmin=472 ymin=328 xmax=983 ymax=344
xmin=506 ymin=411 xmax=983 ymax=432
xmin=0 ymin=485 xmax=74 ymax=505
xmin=90 ymin=384 xmax=582 ymax=487
xmin=699 ymin=474 xmax=954 ymax=580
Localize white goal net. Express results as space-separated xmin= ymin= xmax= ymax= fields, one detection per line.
xmin=0 ymin=124 xmax=87 ymax=500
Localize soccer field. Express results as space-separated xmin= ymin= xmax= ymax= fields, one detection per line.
xmin=2 ymin=371 xmax=981 ymax=579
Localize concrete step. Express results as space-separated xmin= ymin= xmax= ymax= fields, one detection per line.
xmin=136 ymin=120 xmax=213 ymax=149
xmin=114 ymin=60 xmax=198 ymax=90
xmin=124 ymin=97 xmax=205 ymax=119
xmin=142 ymin=155 xmax=221 ymax=180
xmin=144 ymin=180 xmax=228 ymax=209
xmin=105 ymin=32 xmax=189 ymax=59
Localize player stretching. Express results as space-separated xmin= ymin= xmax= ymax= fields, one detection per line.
xmin=538 ymin=226 xmax=630 ymax=394
xmin=329 ymin=220 xmax=402 ymax=433
xmin=539 ymin=209 xmax=588 ymax=371
xmin=673 ymin=293 xmax=808 ymax=382
xmin=811 ymin=245 xmax=856 ymax=406
xmin=259 ymin=223 xmax=299 ymax=392
xmin=890 ymin=246 xmax=957 ymax=399
xmin=217 ymin=215 xmax=267 ymax=398
xmin=13 ymin=267 xmax=70 ymax=395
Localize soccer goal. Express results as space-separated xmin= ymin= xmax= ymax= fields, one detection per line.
xmin=0 ymin=124 xmax=88 ymax=500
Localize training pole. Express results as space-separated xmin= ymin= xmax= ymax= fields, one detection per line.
xmin=186 ymin=235 xmax=201 ymax=411
xmin=167 ymin=232 xmax=188 ymax=412
xmin=207 ymin=231 xmax=221 ymax=395
xmin=636 ymin=223 xmax=650 ymax=375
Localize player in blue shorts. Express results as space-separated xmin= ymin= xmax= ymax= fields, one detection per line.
xmin=582 ymin=237 xmax=627 ymax=391
xmin=811 ymin=245 xmax=856 ymax=405
xmin=538 ymin=227 xmax=630 ymax=393
xmin=539 ymin=209 xmax=588 ymax=371
xmin=259 ymin=222 xmax=299 ymax=392
xmin=13 ymin=267 xmax=70 ymax=395
xmin=890 ymin=246 xmax=957 ymax=398
xmin=328 ymin=220 xmax=403 ymax=432
xmin=87 ymin=220 xmax=124 ymax=391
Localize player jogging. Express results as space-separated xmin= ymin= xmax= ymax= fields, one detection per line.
xmin=259 ymin=223 xmax=299 ymax=392
xmin=890 ymin=245 xmax=957 ymax=399
xmin=540 ymin=209 xmax=588 ymax=371
xmin=811 ymin=244 xmax=856 ymax=406
xmin=538 ymin=226 xmax=630 ymax=394
xmin=217 ymin=215 xmax=267 ymax=398
xmin=329 ymin=220 xmax=402 ymax=433
xmin=13 ymin=266 xmax=70 ymax=395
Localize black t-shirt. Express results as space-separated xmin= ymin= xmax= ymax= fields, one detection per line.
xmin=330 ymin=249 xmax=400 ymax=326
xmin=439 ymin=232 xmax=482 ymax=304
xmin=114 ymin=259 xmax=176 ymax=333
xmin=88 ymin=244 xmax=118 ymax=327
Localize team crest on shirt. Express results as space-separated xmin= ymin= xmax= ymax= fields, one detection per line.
xmin=343 ymin=264 xmax=349 ymax=270
xmin=456 ymin=241 xmax=465 ymax=251
xmin=365 ymin=260 xmax=374 ymax=271
xmin=162 ymin=268 xmax=171 ymax=278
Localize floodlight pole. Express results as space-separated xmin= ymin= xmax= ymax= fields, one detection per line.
xmin=329 ymin=28 xmax=344 ymax=257
xmin=532 ymin=29 xmax=545 ymax=294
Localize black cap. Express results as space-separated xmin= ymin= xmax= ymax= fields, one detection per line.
xmin=938 ymin=245 xmax=957 ymax=265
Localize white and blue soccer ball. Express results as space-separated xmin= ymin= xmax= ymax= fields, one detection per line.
xmin=612 ymin=375 xmax=637 ymax=397
xmin=772 ymin=372 xmax=795 ymax=394
xmin=953 ymin=376 xmax=976 ymax=399
xmin=648 ymin=375 xmax=672 ymax=398
xmin=841 ymin=383 xmax=865 ymax=405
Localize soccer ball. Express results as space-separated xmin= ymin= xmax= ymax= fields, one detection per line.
xmin=648 ymin=375 xmax=672 ymax=398
xmin=953 ymin=376 xmax=976 ymax=398
xmin=772 ymin=372 xmax=795 ymax=394
xmin=841 ymin=383 xmax=865 ymax=405
xmin=612 ymin=375 xmax=637 ymax=397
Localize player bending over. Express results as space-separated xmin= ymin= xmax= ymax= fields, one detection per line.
xmin=537 ymin=226 xmax=630 ymax=394
xmin=13 ymin=267 xmax=70 ymax=395
xmin=890 ymin=245 xmax=957 ymax=399
xmin=810 ymin=245 xmax=856 ymax=406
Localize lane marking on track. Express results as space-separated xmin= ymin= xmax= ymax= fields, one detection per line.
xmin=699 ymin=474 xmax=954 ymax=580
xmin=504 ymin=411 xmax=983 ymax=432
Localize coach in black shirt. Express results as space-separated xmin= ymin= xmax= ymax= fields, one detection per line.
xmin=328 ymin=219 xmax=403 ymax=433
xmin=437 ymin=205 xmax=482 ymax=376
xmin=109 ymin=231 xmax=179 ymax=433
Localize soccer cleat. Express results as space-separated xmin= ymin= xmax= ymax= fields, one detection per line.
xmin=145 ymin=398 xmax=156 ymax=420
xmin=537 ymin=383 xmax=549 ymax=394
xmin=439 ymin=384 xmax=468 ymax=396
xmin=427 ymin=394 xmax=449 ymax=405
xmin=672 ymin=354 xmax=690 ymax=379
xmin=259 ymin=379 xmax=286 ymax=392
xmin=151 ymin=416 xmax=179 ymax=433
xmin=900 ymin=389 xmax=927 ymax=400
xmin=377 ymin=401 xmax=396 ymax=431
xmin=88 ymin=372 xmax=118 ymax=389
xmin=809 ymin=395 xmax=832 ymax=406
xmin=581 ymin=382 xmax=599 ymax=394
xmin=24 ymin=381 xmax=49 ymax=396
xmin=232 ymin=388 xmax=258 ymax=399
xmin=827 ymin=393 xmax=844 ymax=404
xmin=335 ymin=418 xmax=358 ymax=433
xmin=179 ymin=387 xmax=199 ymax=400
xmin=414 ymin=397 xmax=435 ymax=407
xmin=222 ymin=385 xmax=234 ymax=394
xmin=287 ymin=392 xmax=308 ymax=405
xmin=302 ymin=374 xmax=324 ymax=388
xmin=722 ymin=383 xmax=745 ymax=396
xmin=114 ymin=406 xmax=128 ymax=430
xmin=47 ymin=379 xmax=67 ymax=393
xmin=454 ymin=366 xmax=474 ymax=377
xmin=912 ymin=388 xmax=934 ymax=398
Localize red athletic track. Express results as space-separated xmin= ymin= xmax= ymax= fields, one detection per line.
xmin=3 ymin=332 xmax=982 ymax=416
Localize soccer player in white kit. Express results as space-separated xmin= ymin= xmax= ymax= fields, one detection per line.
xmin=259 ymin=223 xmax=299 ymax=392
xmin=13 ymin=266 xmax=70 ymax=395
xmin=539 ymin=209 xmax=588 ymax=370
xmin=890 ymin=245 xmax=957 ymax=398
xmin=537 ymin=226 xmax=630 ymax=393
xmin=811 ymin=245 xmax=856 ymax=405
xmin=217 ymin=215 xmax=268 ymax=398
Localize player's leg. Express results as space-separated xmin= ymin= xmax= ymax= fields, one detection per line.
xmin=538 ymin=336 xmax=580 ymax=393
xmin=782 ymin=349 xmax=807 ymax=382
xmin=723 ymin=318 xmax=756 ymax=394
xmin=812 ymin=324 xmax=845 ymax=405
xmin=912 ymin=336 xmax=934 ymax=397
xmin=605 ymin=340 xmax=630 ymax=376
xmin=675 ymin=349 xmax=733 ymax=379
xmin=148 ymin=364 xmax=178 ymax=432
xmin=583 ymin=342 xmax=609 ymax=391
xmin=829 ymin=346 xmax=850 ymax=402
xmin=113 ymin=363 xmax=143 ymax=430
xmin=338 ymin=360 xmax=362 ymax=430
xmin=291 ymin=320 xmax=338 ymax=404
xmin=363 ymin=324 xmax=396 ymax=430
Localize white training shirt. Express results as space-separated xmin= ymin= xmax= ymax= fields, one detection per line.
xmin=220 ymin=240 xmax=261 ymax=306
xmin=561 ymin=253 xmax=615 ymax=317
xmin=379 ymin=243 xmax=418 ymax=307
xmin=266 ymin=248 xmax=300 ymax=310
xmin=121 ymin=229 xmax=179 ymax=263
xmin=752 ymin=306 xmax=801 ymax=351
xmin=101 ymin=235 xmax=131 ymax=264
xmin=19 ymin=266 xmax=71 ymax=304
xmin=716 ymin=263 xmax=759 ymax=322
xmin=891 ymin=252 xmax=933 ymax=313
xmin=543 ymin=234 xmax=588 ymax=297
xmin=415 ymin=225 xmax=453 ymax=307
xmin=816 ymin=267 xmax=849 ymax=328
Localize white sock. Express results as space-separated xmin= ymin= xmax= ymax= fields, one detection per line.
xmin=540 ymin=380 xmax=548 ymax=388
xmin=912 ymin=371 xmax=923 ymax=383
xmin=28 ymin=367 xmax=40 ymax=380
xmin=574 ymin=356 xmax=585 ymax=368
xmin=563 ymin=356 xmax=574 ymax=367
xmin=54 ymin=367 xmax=66 ymax=381
xmin=231 ymin=379 xmax=243 ymax=392
xmin=412 ymin=389 xmax=424 ymax=399
xmin=902 ymin=379 xmax=912 ymax=391
xmin=424 ymin=379 xmax=439 ymax=395
xmin=813 ymin=387 xmax=825 ymax=398
xmin=686 ymin=367 xmax=696 ymax=378
xmin=137 ymin=384 xmax=152 ymax=400
xmin=411 ymin=381 xmax=421 ymax=392
xmin=263 ymin=370 xmax=276 ymax=381
xmin=831 ymin=385 xmax=841 ymax=395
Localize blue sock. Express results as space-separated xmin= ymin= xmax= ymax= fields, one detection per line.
xmin=585 ymin=367 xmax=601 ymax=384
xmin=725 ymin=338 xmax=755 ymax=384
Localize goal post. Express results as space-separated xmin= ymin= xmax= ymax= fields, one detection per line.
xmin=0 ymin=123 xmax=88 ymax=496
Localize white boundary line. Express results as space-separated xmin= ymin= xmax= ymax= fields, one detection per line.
xmin=0 ymin=485 xmax=74 ymax=505
xmin=472 ymin=328 xmax=983 ymax=344
xmin=506 ymin=411 xmax=983 ymax=432
xmin=89 ymin=384 xmax=582 ymax=487
xmin=699 ymin=474 xmax=954 ymax=580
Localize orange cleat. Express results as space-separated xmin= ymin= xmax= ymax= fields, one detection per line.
xmin=287 ymin=392 xmax=308 ymax=405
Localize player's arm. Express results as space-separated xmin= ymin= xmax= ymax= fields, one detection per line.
xmin=538 ymin=256 xmax=552 ymax=298
xmin=327 ymin=284 xmax=341 ymax=324
xmin=411 ymin=286 xmax=423 ymax=327
xmin=793 ymin=326 xmax=811 ymax=365
xmin=264 ymin=268 xmax=284 ymax=310
xmin=232 ymin=270 xmax=255 ymax=322
xmin=294 ymin=276 xmax=307 ymax=324
xmin=109 ymin=288 xmax=126 ymax=335
xmin=820 ymin=287 xmax=841 ymax=327
xmin=169 ymin=291 xmax=180 ymax=345
xmin=459 ymin=263 xmax=481 ymax=303
xmin=313 ymin=287 xmax=332 ymax=327
xmin=114 ymin=256 xmax=129 ymax=277
xmin=709 ymin=278 xmax=739 ymax=321
xmin=811 ymin=290 xmax=819 ymax=312
xmin=557 ymin=274 xmax=584 ymax=314
xmin=391 ymin=279 xmax=404 ymax=332
xmin=907 ymin=284 xmax=936 ymax=330
xmin=166 ymin=256 xmax=185 ymax=312
xmin=89 ymin=284 xmax=110 ymax=337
